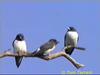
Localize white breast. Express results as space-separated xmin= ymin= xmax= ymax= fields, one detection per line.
xmin=13 ymin=40 xmax=27 ymax=52
xmin=66 ymin=31 xmax=78 ymax=46
xmin=44 ymin=46 xmax=56 ymax=55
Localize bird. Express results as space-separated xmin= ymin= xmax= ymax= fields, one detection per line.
xmin=64 ymin=26 xmax=79 ymax=55
xmin=33 ymin=39 xmax=59 ymax=57
xmin=12 ymin=33 xmax=27 ymax=68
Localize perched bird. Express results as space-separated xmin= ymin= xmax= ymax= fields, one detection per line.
xmin=33 ymin=39 xmax=59 ymax=57
xmin=64 ymin=27 xmax=79 ymax=55
xmin=12 ymin=33 xmax=27 ymax=68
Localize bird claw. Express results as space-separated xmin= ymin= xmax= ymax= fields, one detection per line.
xmin=17 ymin=51 xmax=26 ymax=56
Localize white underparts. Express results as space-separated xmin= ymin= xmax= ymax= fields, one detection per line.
xmin=66 ymin=31 xmax=78 ymax=47
xmin=13 ymin=40 xmax=27 ymax=52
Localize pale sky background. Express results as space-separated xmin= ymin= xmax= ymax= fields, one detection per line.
xmin=0 ymin=0 xmax=100 ymax=74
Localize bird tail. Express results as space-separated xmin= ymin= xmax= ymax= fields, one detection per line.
xmin=15 ymin=56 xmax=23 ymax=68
xmin=74 ymin=47 xmax=85 ymax=50
xmin=65 ymin=47 xmax=74 ymax=55
xmin=32 ymin=50 xmax=39 ymax=56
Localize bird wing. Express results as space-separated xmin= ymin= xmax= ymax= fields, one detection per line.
xmin=64 ymin=33 xmax=67 ymax=47
xmin=37 ymin=42 xmax=53 ymax=55
xmin=12 ymin=39 xmax=16 ymax=53
xmin=77 ymin=34 xmax=79 ymax=42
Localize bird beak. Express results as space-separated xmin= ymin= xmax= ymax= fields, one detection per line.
xmin=67 ymin=27 xmax=70 ymax=30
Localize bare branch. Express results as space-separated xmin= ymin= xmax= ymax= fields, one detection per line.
xmin=0 ymin=50 xmax=84 ymax=69
xmin=39 ymin=51 xmax=84 ymax=69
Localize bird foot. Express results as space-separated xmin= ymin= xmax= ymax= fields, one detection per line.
xmin=17 ymin=51 xmax=27 ymax=56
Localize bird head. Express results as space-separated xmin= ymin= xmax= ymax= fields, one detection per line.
xmin=16 ymin=33 xmax=24 ymax=41
xmin=67 ymin=26 xmax=76 ymax=31
xmin=49 ymin=39 xmax=59 ymax=45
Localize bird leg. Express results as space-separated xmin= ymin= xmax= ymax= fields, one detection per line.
xmin=16 ymin=51 xmax=26 ymax=56
xmin=16 ymin=51 xmax=21 ymax=56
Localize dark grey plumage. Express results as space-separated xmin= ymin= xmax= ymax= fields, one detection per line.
xmin=15 ymin=33 xmax=24 ymax=41
xmin=33 ymin=39 xmax=59 ymax=57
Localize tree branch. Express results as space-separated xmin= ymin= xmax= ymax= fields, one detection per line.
xmin=0 ymin=50 xmax=84 ymax=69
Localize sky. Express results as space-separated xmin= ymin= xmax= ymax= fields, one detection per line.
xmin=0 ymin=0 xmax=100 ymax=74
